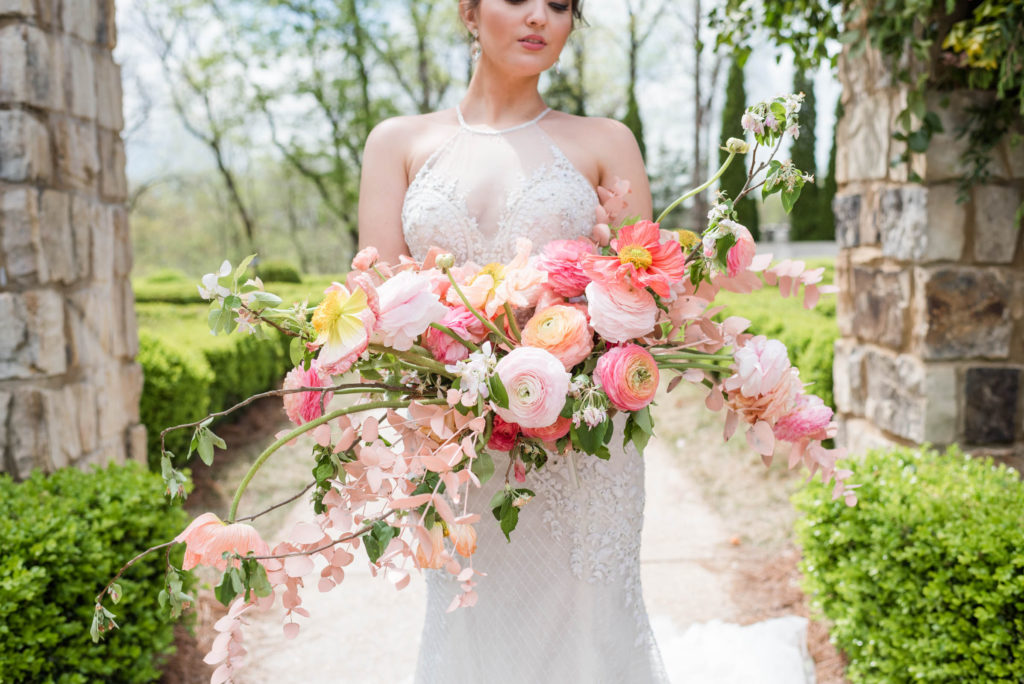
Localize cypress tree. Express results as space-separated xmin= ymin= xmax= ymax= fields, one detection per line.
xmin=622 ymin=88 xmax=647 ymax=161
xmin=789 ymin=69 xmax=823 ymax=241
xmin=718 ymin=57 xmax=759 ymax=240
xmin=820 ymin=97 xmax=843 ymax=240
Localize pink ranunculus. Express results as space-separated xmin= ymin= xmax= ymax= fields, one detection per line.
xmin=493 ymin=346 xmax=571 ymax=429
xmin=175 ymin=512 xmax=270 ymax=571
xmin=725 ymin=222 xmax=757 ymax=277
xmin=422 ymin=305 xmax=488 ymax=364
xmin=282 ymin=362 xmax=334 ymax=425
xmin=373 ymin=270 xmax=448 ymax=351
xmin=774 ymin=394 xmax=833 ymax=442
xmin=585 ymin=279 xmax=658 ymax=344
xmin=595 ymin=344 xmax=660 ymax=412
xmin=537 ymin=239 xmax=596 ymax=297
xmin=487 ymin=414 xmax=521 ymax=452
xmin=521 ymin=305 xmax=594 ymax=371
xmin=351 ymin=246 xmax=379 ymax=271
xmin=521 ymin=415 xmax=572 ymax=442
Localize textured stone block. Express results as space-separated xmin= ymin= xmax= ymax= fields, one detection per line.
xmin=0 ymin=293 xmax=28 ymax=369
xmin=112 ymin=206 xmax=131 ymax=278
xmin=878 ymin=185 xmax=966 ymax=262
xmin=53 ymin=116 xmax=99 ymax=190
xmin=911 ymin=92 xmax=1012 ymax=183
xmin=22 ymin=288 xmax=67 ymax=375
xmin=90 ymin=203 xmax=114 ymax=282
xmin=0 ymin=24 xmax=64 ymax=110
xmin=7 ymin=389 xmax=62 ymax=477
xmin=61 ymin=0 xmax=96 ymax=43
xmin=0 ymin=0 xmax=34 ymax=16
xmin=98 ymin=129 xmax=127 ymax=201
xmin=864 ymin=348 xmax=957 ymax=443
xmin=852 ymin=266 xmax=910 ymax=349
xmin=70 ymin=194 xmax=96 ymax=279
xmin=123 ymin=280 xmax=139 ymax=358
xmin=837 ymin=91 xmax=891 ymax=183
xmin=1 ymin=187 xmax=44 ymax=284
xmin=96 ymin=0 xmax=117 ymax=48
xmin=834 ymin=194 xmax=861 ymax=249
xmin=964 ymin=367 xmax=1021 ymax=444
xmin=65 ymin=37 xmax=96 ymax=119
xmin=0 ymin=110 xmax=52 ymax=182
xmin=34 ymin=0 xmax=58 ymax=27
xmin=67 ymin=284 xmax=113 ymax=370
xmin=835 ymin=416 xmax=902 ymax=456
xmin=93 ymin=52 xmax=124 ymax=130
xmin=0 ymin=391 xmax=10 ymax=469
xmin=973 ymin=185 xmax=1022 ymax=264
xmin=833 ymin=338 xmax=866 ymax=415
xmin=914 ymin=266 xmax=1012 ymax=360
xmin=67 ymin=381 xmax=98 ymax=453
xmin=39 ymin=190 xmax=74 ymax=284
xmin=127 ymin=423 xmax=147 ymax=465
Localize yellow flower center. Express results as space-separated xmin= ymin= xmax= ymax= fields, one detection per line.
xmin=312 ymin=286 xmax=368 ymax=344
xmin=618 ymin=245 xmax=653 ymax=270
xmin=676 ymin=230 xmax=700 ymax=250
xmin=312 ymin=292 xmax=342 ymax=336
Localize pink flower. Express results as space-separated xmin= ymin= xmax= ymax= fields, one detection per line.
xmin=592 ymin=223 xmax=612 ymax=246
xmin=282 ymin=362 xmax=334 ymax=425
xmin=537 ymin=239 xmax=596 ymax=297
xmin=595 ymin=176 xmax=632 ymax=226
xmin=449 ymin=523 xmax=478 ymax=558
xmin=374 ymin=270 xmax=448 ymax=351
xmin=585 ymin=279 xmax=658 ymax=343
xmin=595 ymin=344 xmax=660 ymax=412
xmin=312 ymin=281 xmax=375 ymax=376
xmin=422 ymin=306 xmax=488 ymax=364
xmin=415 ymin=523 xmax=446 ymax=570
xmin=774 ymin=394 xmax=833 ymax=442
xmin=726 ymin=222 xmax=757 ymax=277
xmin=351 ymin=246 xmax=379 ymax=271
xmin=493 ymin=346 xmax=571 ymax=429
xmin=741 ymin=112 xmax=764 ymax=135
xmin=449 ymin=240 xmax=548 ymax=318
xmin=724 ymin=336 xmax=793 ymax=399
xmin=583 ymin=220 xmax=686 ymax=297
xmin=487 ymin=414 xmax=521 ymax=452
xmin=521 ymin=305 xmax=594 ymax=371
xmin=522 ymin=415 xmax=572 ymax=442
xmin=175 ymin=512 xmax=270 ymax=571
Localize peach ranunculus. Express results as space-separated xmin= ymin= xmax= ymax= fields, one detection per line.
xmin=422 ymin=305 xmax=489 ymax=364
xmin=282 ymin=362 xmax=334 ymax=425
xmin=521 ymin=305 xmax=594 ymax=371
xmin=493 ymin=346 xmax=571 ymax=429
xmin=521 ymin=415 xmax=572 ymax=442
xmin=594 ymin=344 xmax=659 ymax=412
xmin=585 ymin=279 xmax=658 ymax=344
xmin=175 ymin=512 xmax=270 ymax=571
xmin=449 ymin=239 xmax=547 ymax=318
xmin=487 ymin=414 xmax=521 ymax=452
xmin=312 ymin=281 xmax=376 ymax=376
xmin=582 ymin=220 xmax=686 ymax=297
xmin=537 ymin=239 xmax=596 ymax=298
xmin=449 ymin=523 xmax=478 ymax=558
xmin=373 ymin=270 xmax=448 ymax=351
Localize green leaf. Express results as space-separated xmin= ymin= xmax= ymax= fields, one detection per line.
xmin=499 ymin=504 xmax=519 ymax=542
xmin=208 ymin=303 xmax=234 ymax=335
xmin=488 ymin=374 xmax=510 ymax=410
xmin=234 ymin=254 xmax=257 ymax=283
xmin=197 ymin=430 xmax=214 ymax=467
xmin=490 ymin=488 xmax=509 ymax=517
xmin=247 ymin=291 xmax=282 ymax=309
xmin=633 ymin=406 xmax=654 ymax=434
xmin=781 ymin=182 xmax=804 ymax=214
xmin=215 ymin=569 xmax=240 ymax=606
xmin=289 ymin=336 xmax=306 ymax=366
xmin=364 ymin=520 xmax=398 ymax=564
xmin=472 ymin=450 xmax=495 ymax=485
xmin=109 ymin=583 xmax=123 ymax=605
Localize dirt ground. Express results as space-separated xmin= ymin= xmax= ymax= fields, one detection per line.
xmin=160 ymin=384 xmax=847 ymax=684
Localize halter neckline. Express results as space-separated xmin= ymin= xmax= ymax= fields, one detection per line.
xmin=455 ymin=103 xmax=552 ymax=135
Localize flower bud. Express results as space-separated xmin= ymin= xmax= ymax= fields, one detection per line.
xmin=436 ymin=253 xmax=455 ymax=271
xmin=725 ymin=137 xmax=750 ymax=155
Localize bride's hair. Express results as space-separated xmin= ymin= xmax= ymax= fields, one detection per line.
xmin=463 ymin=0 xmax=585 ymax=24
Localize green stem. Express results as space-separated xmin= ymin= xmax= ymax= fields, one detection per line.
xmin=428 ymin=323 xmax=479 ymax=352
xmin=442 ymin=269 xmax=516 ymax=348
xmin=227 ymin=398 xmax=445 ymax=521
xmin=655 ymin=151 xmax=737 ymax=226
xmin=503 ymin=302 xmax=522 ymax=342
xmin=658 ymin=363 xmax=729 ymax=374
xmin=368 ymin=344 xmax=453 ymax=377
xmin=653 ymin=352 xmax=734 ymax=361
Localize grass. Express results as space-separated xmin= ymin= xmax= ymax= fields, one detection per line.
xmin=133 ymin=272 xmax=346 ymax=306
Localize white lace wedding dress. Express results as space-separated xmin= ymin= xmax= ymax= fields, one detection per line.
xmin=402 ymin=106 xmax=671 ymax=684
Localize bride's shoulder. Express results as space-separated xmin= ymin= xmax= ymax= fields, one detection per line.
xmin=545 ymin=112 xmax=644 ymax=169
xmin=364 ymin=111 xmax=458 ymax=175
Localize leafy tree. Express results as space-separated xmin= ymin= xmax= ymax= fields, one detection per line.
xmin=718 ymin=57 xmax=760 ymax=240
xmin=821 ymin=97 xmax=843 ymax=240
xmin=789 ymin=69 xmax=825 ymax=240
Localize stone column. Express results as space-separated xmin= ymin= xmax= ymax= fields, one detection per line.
xmin=831 ymin=46 xmax=1024 ymax=468
xmin=0 ymin=0 xmax=145 ymax=478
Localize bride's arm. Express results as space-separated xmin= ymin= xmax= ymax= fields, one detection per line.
xmin=592 ymin=118 xmax=653 ymax=223
xmin=358 ymin=118 xmax=414 ymax=263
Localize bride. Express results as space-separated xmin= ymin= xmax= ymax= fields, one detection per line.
xmin=357 ymin=1 xmax=668 ymax=681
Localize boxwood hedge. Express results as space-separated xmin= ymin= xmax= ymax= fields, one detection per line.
xmin=793 ymin=445 xmax=1024 ymax=682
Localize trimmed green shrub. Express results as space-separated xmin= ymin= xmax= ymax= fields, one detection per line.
xmin=257 ymin=259 xmax=302 ymax=283
xmin=137 ymin=330 xmax=213 ymax=468
xmin=202 ymin=331 xmax=292 ymax=416
xmin=0 ymin=463 xmax=193 ymax=683
xmin=794 ymin=445 xmax=1024 ymax=682
xmin=142 ymin=268 xmax=190 ymax=284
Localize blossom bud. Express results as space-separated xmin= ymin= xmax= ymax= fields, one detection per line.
xmin=724 ymin=137 xmax=750 ymax=155
xmin=435 ymin=253 xmax=455 ymax=271
xmin=592 ymin=223 xmax=612 ymax=246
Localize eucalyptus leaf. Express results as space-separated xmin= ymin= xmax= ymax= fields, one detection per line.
xmin=472 ymin=450 xmax=495 ymax=485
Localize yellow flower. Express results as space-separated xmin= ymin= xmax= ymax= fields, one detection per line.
xmin=312 ymin=282 xmax=369 ymax=371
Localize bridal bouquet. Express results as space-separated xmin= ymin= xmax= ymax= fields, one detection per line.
xmin=93 ymin=93 xmax=857 ymax=682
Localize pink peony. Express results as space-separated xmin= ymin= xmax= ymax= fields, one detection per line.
xmin=175 ymin=512 xmax=270 ymax=571
xmin=774 ymin=394 xmax=833 ymax=442
xmin=493 ymin=346 xmax=571 ymax=429
xmin=522 ymin=415 xmax=572 ymax=442
xmin=537 ymin=239 xmax=596 ymax=297
xmin=723 ymin=336 xmax=793 ymax=398
xmin=351 ymin=246 xmax=379 ymax=271
xmin=595 ymin=344 xmax=660 ymax=412
xmin=726 ymin=222 xmax=757 ymax=277
xmin=282 ymin=362 xmax=334 ymax=425
xmin=487 ymin=414 xmax=521 ymax=452
xmin=373 ymin=270 xmax=448 ymax=351
xmin=422 ymin=306 xmax=488 ymax=364
xmin=583 ymin=220 xmax=686 ymax=297
xmin=585 ymin=279 xmax=658 ymax=343
xmin=521 ymin=305 xmax=594 ymax=371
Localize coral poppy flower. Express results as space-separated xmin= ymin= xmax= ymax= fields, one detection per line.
xmin=582 ymin=220 xmax=685 ymax=297
xmin=175 ymin=512 xmax=270 ymax=571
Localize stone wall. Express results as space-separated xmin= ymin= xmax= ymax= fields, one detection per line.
xmin=0 ymin=0 xmax=144 ymax=478
xmin=832 ymin=47 xmax=1024 ymax=468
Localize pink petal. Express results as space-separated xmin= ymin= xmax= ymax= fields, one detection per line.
xmin=318 ymin=577 xmax=335 ymax=593
xmin=432 ymin=495 xmax=457 ymax=525
xmin=334 ymin=427 xmax=357 ymax=453
xmin=388 ymin=493 xmax=432 ymax=509
xmin=705 ymin=387 xmax=724 ymax=411
xmin=362 ymin=417 xmax=379 ymax=443
xmin=803 ymin=284 xmax=820 ymax=309
xmin=290 ymin=521 xmax=325 ymax=545
xmin=284 ymin=554 xmax=314 ymax=578
xmin=211 ymin=664 xmax=232 ymax=684
xmin=312 ymin=424 xmax=332 ymax=447
xmin=747 ymin=420 xmax=776 ymax=457
xmin=723 ymin=409 xmax=739 ymax=442
xmin=283 ymin=622 xmax=301 ymax=640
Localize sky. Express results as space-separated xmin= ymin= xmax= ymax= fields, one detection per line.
xmin=115 ymin=0 xmax=840 ymax=185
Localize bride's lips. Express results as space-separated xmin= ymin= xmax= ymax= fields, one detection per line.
xmin=519 ymin=35 xmax=547 ymax=51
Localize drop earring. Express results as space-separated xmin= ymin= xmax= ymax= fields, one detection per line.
xmin=470 ymin=30 xmax=482 ymax=62
xmin=554 ymin=58 xmax=562 ymax=75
